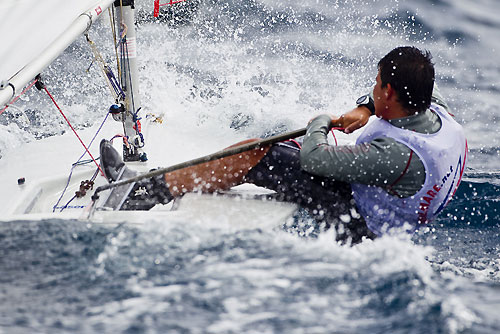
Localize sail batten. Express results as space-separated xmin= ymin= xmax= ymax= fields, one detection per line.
xmin=0 ymin=0 xmax=115 ymax=107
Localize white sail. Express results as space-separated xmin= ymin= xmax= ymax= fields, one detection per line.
xmin=0 ymin=0 xmax=115 ymax=107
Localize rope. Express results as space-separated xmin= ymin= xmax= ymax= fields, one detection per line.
xmin=287 ymin=139 xmax=301 ymax=149
xmin=117 ymin=21 xmax=142 ymax=142
xmin=0 ymin=79 xmax=38 ymax=116
xmin=109 ymin=7 xmax=121 ymax=79
xmin=118 ymin=24 xmax=128 ymax=115
xmin=54 ymin=205 xmax=86 ymax=210
xmin=122 ymin=39 xmax=136 ymax=115
xmin=288 ymin=126 xmax=343 ymax=148
xmin=119 ymin=29 xmax=138 ymax=119
xmin=86 ymin=34 xmax=126 ymax=102
xmin=53 ymin=111 xmax=111 ymax=212
xmin=330 ymin=127 xmax=345 ymax=146
xmin=106 ymin=68 xmax=126 ymax=101
xmin=58 ymin=167 xmax=100 ymax=212
xmin=111 ymin=133 xmax=131 ymax=147
xmin=42 ymin=85 xmax=104 ymax=176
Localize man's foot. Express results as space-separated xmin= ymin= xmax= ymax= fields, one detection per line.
xmin=100 ymin=139 xmax=125 ymax=183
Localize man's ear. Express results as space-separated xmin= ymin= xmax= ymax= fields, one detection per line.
xmin=385 ymin=83 xmax=395 ymax=100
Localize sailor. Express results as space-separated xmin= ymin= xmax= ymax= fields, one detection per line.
xmin=100 ymin=46 xmax=467 ymax=244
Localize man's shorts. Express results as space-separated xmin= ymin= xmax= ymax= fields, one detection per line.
xmin=244 ymin=141 xmax=375 ymax=243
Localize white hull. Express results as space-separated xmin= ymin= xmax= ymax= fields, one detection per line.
xmin=0 ymin=119 xmax=296 ymax=229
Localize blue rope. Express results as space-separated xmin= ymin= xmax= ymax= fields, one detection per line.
xmin=53 ymin=111 xmax=110 ymax=212
xmin=54 ymin=205 xmax=86 ymax=210
xmin=118 ymin=33 xmax=145 ymax=152
xmin=58 ymin=168 xmax=99 ymax=212
xmin=105 ymin=66 xmax=125 ymax=101
xmin=123 ymin=41 xmax=137 ymax=120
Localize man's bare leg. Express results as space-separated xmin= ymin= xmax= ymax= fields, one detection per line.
xmin=164 ymin=139 xmax=270 ymax=196
xmin=100 ymin=139 xmax=270 ymax=208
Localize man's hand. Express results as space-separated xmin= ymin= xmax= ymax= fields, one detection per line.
xmin=330 ymin=106 xmax=372 ymax=134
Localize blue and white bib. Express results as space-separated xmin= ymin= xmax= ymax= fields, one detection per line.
xmin=351 ymin=104 xmax=467 ymax=236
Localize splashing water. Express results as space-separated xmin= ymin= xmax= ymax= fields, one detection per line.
xmin=0 ymin=0 xmax=499 ymax=333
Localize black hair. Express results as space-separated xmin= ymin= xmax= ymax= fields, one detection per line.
xmin=378 ymin=46 xmax=435 ymax=114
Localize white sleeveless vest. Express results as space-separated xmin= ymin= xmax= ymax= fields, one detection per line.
xmin=351 ymin=104 xmax=467 ymax=236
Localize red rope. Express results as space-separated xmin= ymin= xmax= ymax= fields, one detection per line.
xmin=330 ymin=127 xmax=345 ymax=146
xmin=287 ymin=139 xmax=302 ymax=149
xmin=43 ymin=86 xmax=105 ymax=176
xmin=0 ymin=79 xmax=38 ymax=116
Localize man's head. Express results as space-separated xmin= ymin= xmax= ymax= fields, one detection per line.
xmin=374 ymin=46 xmax=435 ymax=118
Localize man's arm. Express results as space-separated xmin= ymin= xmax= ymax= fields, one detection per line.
xmin=299 ymin=83 xmax=444 ymax=193
xmin=300 ymin=114 xmax=424 ymax=196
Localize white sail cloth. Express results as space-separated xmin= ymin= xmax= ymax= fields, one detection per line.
xmin=0 ymin=0 xmax=114 ymax=106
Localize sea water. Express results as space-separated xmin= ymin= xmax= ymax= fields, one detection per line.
xmin=1 ymin=0 xmax=500 ymax=332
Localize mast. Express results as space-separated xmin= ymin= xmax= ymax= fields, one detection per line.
xmin=113 ymin=0 xmax=144 ymax=161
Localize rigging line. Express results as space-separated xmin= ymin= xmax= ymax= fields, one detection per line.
xmin=0 ymin=79 xmax=38 ymax=116
xmin=287 ymin=139 xmax=301 ymax=149
xmin=118 ymin=26 xmax=128 ymax=92
xmin=111 ymin=134 xmax=131 ymax=148
xmin=42 ymin=86 xmax=104 ymax=176
xmin=330 ymin=127 xmax=345 ymax=146
xmin=116 ymin=0 xmax=126 ymax=83
xmin=53 ymin=112 xmax=111 ymax=212
xmin=55 ymin=205 xmax=86 ymax=210
xmin=119 ymin=31 xmax=140 ymax=137
xmin=59 ymin=168 xmax=99 ymax=212
xmin=109 ymin=7 xmax=121 ymax=79
xmin=86 ymin=34 xmax=120 ymax=101
xmin=53 ymin=166 xmax=77 ymax=212
xmin=123 ymin=41 xmax=137 ymax=123
xmin=85 ymin=34 xmax=125 ymax=101
xmin=106 ymin=69 xmax=126 ymax=101
xmin=73 ymin=159 xmax=96 ymax=166
xmin=118 ymin=30 xmax=136 ymax=113
xmin=119 ymin=35 xmax=128 ymax=134
xmin=118 ymin=30 xmax=141 ymax=138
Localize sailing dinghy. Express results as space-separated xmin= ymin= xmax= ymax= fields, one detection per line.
xmin=0 ymin=0 xmax=297 ymax=227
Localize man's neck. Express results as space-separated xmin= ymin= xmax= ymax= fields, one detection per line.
xmin=384 ymin=104 xmax=410 ymax=120
xmin=377 ymin=104 xmax=410 ymax=120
